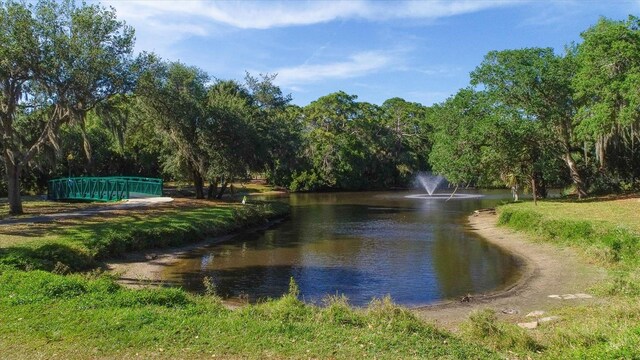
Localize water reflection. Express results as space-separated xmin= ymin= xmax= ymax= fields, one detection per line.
xmin=163 ymin=190 xmax=520 ymax=306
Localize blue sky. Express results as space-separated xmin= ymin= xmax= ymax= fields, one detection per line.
xmin=102 ymin=0 xmax=639 ymax=107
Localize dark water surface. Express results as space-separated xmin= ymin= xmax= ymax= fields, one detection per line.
xmin=162 ymin=190 xmax=521 ymax=307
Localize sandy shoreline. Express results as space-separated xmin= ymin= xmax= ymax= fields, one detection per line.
xmin=412 ymin=209 xmax=606 ymax=329
xmin=107 ymin=209 xmax=606 ymax=328
xmin=106 ymin=220 xmax=284 ymax=289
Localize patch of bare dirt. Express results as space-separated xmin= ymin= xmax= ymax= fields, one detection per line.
xmin=412 ymin=210 xmax=606 ymax=330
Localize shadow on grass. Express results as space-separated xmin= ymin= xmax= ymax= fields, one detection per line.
xmin=0 ymin=202 xmax=289 ymax=273
xmin=0 ymin=243 xmax=95 ymax=271
xmin=537 ymin=192 xmax=640 ymax=204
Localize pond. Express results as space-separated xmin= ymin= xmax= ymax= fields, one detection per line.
xmin=162 ymin=190 xmax=521 ymax=307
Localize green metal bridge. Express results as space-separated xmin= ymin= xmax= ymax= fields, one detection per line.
xmin=47 ymin=176 xmax=163 ymax=202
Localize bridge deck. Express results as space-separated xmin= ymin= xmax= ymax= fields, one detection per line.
xmin=47 ymin=177 xmax=163 ymax=202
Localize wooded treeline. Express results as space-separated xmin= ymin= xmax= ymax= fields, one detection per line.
xmin=2 ymin=1 xmax=639 ymax=214
xmin=432 ymin=16 xmax=640 ymax=201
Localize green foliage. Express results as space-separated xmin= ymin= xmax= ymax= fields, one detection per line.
xmin=295 ymin=91 xmax=431 ymax=191
xmin=573 ymin=16 xmax=640 ymax=182
xmin=0 ymin=0 xmax=139 ymax=213
xmin=469 ymin=47 xmax=580 ymax=197
xmin=428 ymin=89 xmax=496 ymax=185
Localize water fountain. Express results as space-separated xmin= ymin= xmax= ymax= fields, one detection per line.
xmin=415 ymin=172 xmax=443 ymax=196
xmin=406 ymin=172 xmax=484 ymax=200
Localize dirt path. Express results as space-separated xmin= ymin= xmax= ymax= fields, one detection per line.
xmin=412 ymin=210 xmax=606 ymax=330
xmin=0 ymin=197 xmax=174 ymax=225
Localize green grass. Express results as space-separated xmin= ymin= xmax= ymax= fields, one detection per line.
xmin=0 ymin=267 xmax=497 ymax=359
xmin=456 ymin=196 xmax=640 ymax=359
xmin=0 ymin=200 xmax=289 ymax=272
xmin=3 ymin=196 xmax=640 ymax=358
xmin=498 ymin=198 xmax=640 ymax=269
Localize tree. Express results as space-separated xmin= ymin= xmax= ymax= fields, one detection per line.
xmin=202 ymin=79 xmax=257 ymax=199
xmin=429 ymin=89 xmax=495 ymax=186
xmin=429 ymin=88 xmax=556 ymax=202
xmin=137 ymin=61 xmax=209 ymax=198
xmin=471 ymin=48 xmax=586 ymax=198
xmin=297 ymin=91 xmax=367 ymax=190
xmin=0 ymin=0 xmax=137 ymax=214
xmin=380 ymin=98 xmax=431 ymax=185
xmin=574 ymin=16 xmax=640 ymax=180
xmin=243 ymin=73 xmax=302 ymax=186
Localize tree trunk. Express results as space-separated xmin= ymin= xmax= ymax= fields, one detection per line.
xmin=531 ymin=176 xmax=537 ymax=206
xmin=563 ymin=152 xmax=586 ymax=199
xmin=192 ymin=170 xmax=204 ymax=199
xmin=558 ymin=121 xmax=586 ymax=199
xmin=206 ymin=180 xmax=218 ymax=200
xmin=596 ymin=136 xmax=606 ymax=171
xmin=216 ymin=180 xmax=229 ymax=200
xmin=534 ymin=170 xmax=547 ymax=199
xmin=5 ymin=157 xmax=23 ymax=215
xmin=511 ymin=184 xmax=519 ymax=202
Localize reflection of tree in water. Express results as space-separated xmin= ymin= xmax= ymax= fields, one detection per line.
xmin=431 ymin=223 xmax=517 ymax=299
xmin=164 ymin=191 xmax=518 ymax=306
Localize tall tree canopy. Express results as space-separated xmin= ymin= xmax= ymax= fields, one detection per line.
xmin=137 ymin=61 xmax=209 ymax=198
xmin=470 ymin=47 xmax=585 ymax=197
xmin=0 ymin=0 xmax=137 ymax=213
xmin=574 ymin=15 xmax=640 ymax=178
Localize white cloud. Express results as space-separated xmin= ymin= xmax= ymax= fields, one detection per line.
xmin=272 ymin=51 xmax=394 ymax=87
xmin=104 ymin=0 xmax=523 ymax=31
xmin=99 ymin=0 xmax=524 ymax=59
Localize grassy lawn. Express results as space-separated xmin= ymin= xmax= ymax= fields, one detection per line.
xmin=498 ymin=197 xmax=640 ymax=268
xmin=163 ymin=179 xmax=286 ymax=198
xmin=501 ymin=197 xmax=640 ymax=233
xmin=1 ymin=196 xmax=639 ymax=358
xmin=0 ymin=198 xmax=289 ymax=271
xmin=479 ymin=196 xmax=640 ymax=359
xmin=0 ymin=269 xmax=496 ymax=359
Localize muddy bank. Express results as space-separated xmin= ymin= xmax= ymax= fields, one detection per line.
xmin=106 ymin=219 xmax=284 ymax=292
xmin=412 ymin=210 xmax=606 ymax=329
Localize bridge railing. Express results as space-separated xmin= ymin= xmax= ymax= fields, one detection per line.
xmin=47 ymin=176 xmax=163 ymax=201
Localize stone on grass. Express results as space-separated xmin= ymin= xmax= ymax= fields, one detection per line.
xmin=539 ymin=316 xmax=560 ymax=323
xmin=548 ymin=295 xmax=562 ymax=299
xmin=517 ymin=321 xmax=538 ymax=329
xmin=561 ymin=294 xmax=577 ymax=300
xmin=575 ymin=293 xmax=593 ymax=299
xmin=526 ymin=310 xmax=545 ymax=318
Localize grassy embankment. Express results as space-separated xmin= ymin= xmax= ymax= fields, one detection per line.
xmin=460 ymin=197 xmax=640 ymax=359
xmin=1 ymin=196 xmax=639 ymax=358
xmin=0 ymin=198 xmax=498 ymax=359
xmin=0 ymin=199 xmax=289 ymax=272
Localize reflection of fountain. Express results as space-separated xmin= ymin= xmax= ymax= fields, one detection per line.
xmin=415 ymin=172 xmax=443 ymax=196
xmin=409 ymin=172 xmax=484 ymax=200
